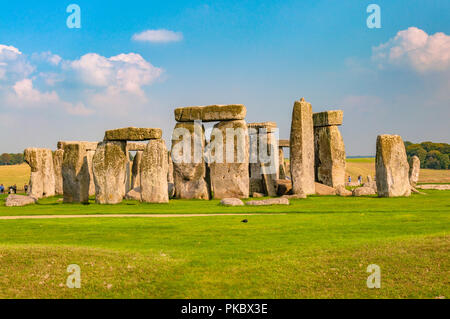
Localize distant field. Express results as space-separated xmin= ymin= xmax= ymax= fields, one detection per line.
xmin=0 ymin=164 xmax=30 ymax=190
xmin=346 ymin=158 xmax=450 ymax=184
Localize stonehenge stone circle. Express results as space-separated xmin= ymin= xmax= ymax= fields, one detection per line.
xmin=174 ymin=104 xmax=246 ymax=122
xmin=131 ymin=151 xmax=143 ymax=190
xmin=290 ymin=98 xmax=315 ymax=195
xmin=376 ymin=135 xmax=411 ymax=197
xmin=24 ymin=148 xmax=56 ymax=199
xmin=92 ymin=141 xmax=128 ymax=204
xmin=140 ymin=139 xmax=169 ymax=203
xmin=409 ymin=155 xmax=420 ymax=186
xmin=208 ymin=119 xmax=250 ymax=199
xmin=53 ymin=149 xmax=64 ymax=195
xmin=62 ymin=143 xmax=92 ymax=203
xmin=314 ymin=125 xmax=346 ymax=188
xmin=104 ymin=127 xmax=162 ymax=141
xmin=171 ymin=122 xmax=210 ymax=200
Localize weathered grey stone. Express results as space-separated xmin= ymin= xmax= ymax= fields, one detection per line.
xmin=127 ymin=142 xmax=147 ymax=152
xmin=86 ymin=150 xmax=96 ymax=196
xmin=62 ymin=143 xmax=91 ymax=203
xmin=376 ymin=135 xmax=411 ymax=197
xmin=220 ymin=198 xmax=244 ymax=206
xmin=92 ymin=141 xmax=128 ymax=204
xmin=313 ymin=110 xmax=343 ymax=127
xmin=246 ymin=198 xmax=289 ymax=206
xmin=171 ymin=122 xmax=210 ymax=200
xmin=167 ymin=151 xmax=175 ymax=198
xmin=5 ymin=194 xmax=37 ymax=207
xmin=125 ymin=187 xmax=141 ymax=201
xmin=352 ymin=186 xmax=376 ymax=197
xmin=335 ymin=185 xmax=352 ymax=197
xmin=175 ymin=104 xmax=246 ymax=122
xmin=290 ymin=98 xmax=315 ymax=195
xmin=53 ymin=149 xmax=64 ymax=195
xmin=409 ymin=155 xmax=420 ymax=186
xmin=24 ymin=148 xmax=56 ymax=199
xmin=249 ymin=178 xmax=264 ymax=194
xmin=278 ymin=139 xmax=290 ymax=148
xmin=58 ymin=141 xmax=98 ymax=151
xmin=315 ymin=182 xmax=336 ymax=195
xmin=277 ymin=179 xmax=292 ymax=196
xmin=278 ymin=148 xmax=286 ymax=179
xmin=314 ymin=125 xmax=346 ymax=188
xmin=131 ymin=151 xmax=143 ymax=189
xmin=140 ymin=139 xmax=169 ymax=203
xmin=282 ymin=193 xmax=307 ymax=199
xmin=208 ymin=120 xmax=249 ymax=199
xmin=104 ymin=127 xmax=162 ymax=141
xmin=363 ymin=181 xmax=377 ymax=192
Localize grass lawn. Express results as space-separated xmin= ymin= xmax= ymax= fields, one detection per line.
xmin=0 ymin=190 xmax=448 ymax=298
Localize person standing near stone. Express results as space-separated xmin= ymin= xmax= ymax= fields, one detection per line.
xmin=290 ymin=98 xmax=315 ymax=195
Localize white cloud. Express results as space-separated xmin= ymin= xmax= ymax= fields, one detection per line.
xmin=0 ymin=44 xmax=34 ymax=80
xmin=71 ymin=52 xmax=163 ymax=95
xmin=132 ymin=29 xmax=183 ymax=43
xmin=32 ymin=51 xmax=62 ymax=66
xmin=373 ymin=27 xmax=450 ymax=72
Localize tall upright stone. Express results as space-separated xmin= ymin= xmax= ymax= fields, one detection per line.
xmin=290 ymin=98 xmax=315 ymax=195
xmin=92 ymin=141 xmax=128 ymax=204
xmin=171 ymin=122 xmax=210 ymax=199
xmin=24 ymin=148 xmax=56 ymax=199
xmin=86 ymin=150 xmax=96 ymax=196
xmin=131 ymin=151 xmax=143 ymax=189
xmin=376 ymin=135 xmax=411 ymax=197
xmin=53 ymin=149 xmax=64 ymax=195
xmin=62 ymin=143 xmax=91 ymax=203
xmin=278 ymin=147 xmax=286 ymax=179
xmin=208 ymin=120 xmax=249 ymax=199
xmin=140 ymin=139 xmax=169 ymax=203
xmin=409 ymin=155 xmax=420 ymax=186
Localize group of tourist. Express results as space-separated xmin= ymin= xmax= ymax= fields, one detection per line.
xmin=0 ymin=184 xmax=28 ymax=194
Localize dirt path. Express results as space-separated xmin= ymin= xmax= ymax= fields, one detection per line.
xmin=0 ymin=213 xmax=284 ymax=220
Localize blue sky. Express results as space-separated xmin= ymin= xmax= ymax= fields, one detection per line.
xmin=0 ymin=0 xmax=449 ymax=155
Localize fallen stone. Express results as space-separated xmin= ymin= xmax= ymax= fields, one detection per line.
xmin=335 ymin=185 xmax=352 ymax=197
xmin=416 ymin=184 xmax=450 ymax=190
xmin=140 ymin=139 xmax=169 ymax=203
xmin=314 ymin=125 xmax=346 ymax=187
xmin=104 ymin=127 xmax=162 ymax=141
xmin=5 ymin=194 xmax=37 ymax=207
xmin=282 ymin=193 xmax=307 ymax=199
xmin=92 ymin=141 xmax=128 ymax=204
xmin=125 ymin=187 xmax=141 ymax=201
xmin=246 ymin=198 xmax=290 ymax=206
xmin=353 ymin=186 xmax=376 ymax=197
xmin=24 ymin=148 xmax=56 ymax=199
xmin=174 ymin=104 xmax=246 ymax=122
xmin=252 ymin=192 xmax=264 ymax=198
xmin=376 ymin=135 xmax=411 ymax=197
xmin=315 ymin=182 xmax=337 ymax=195
xmin=290 ymin=98 xmax=315 ymax=195
xmin=411 ymin=186 xmax=427 ymax=195
xmin=220 ymin=198 xmax=245 ymax=206
xmin=409 ymin=155 xmax=420 ymax=187
xmin=276 ymin=179 xmax=292 ymax=196
xmin=313 ymin=110 xmax=343 ymax=127
xmin=363 ymin=181 xmax=377 ymax=192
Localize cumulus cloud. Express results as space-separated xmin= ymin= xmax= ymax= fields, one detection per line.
xmin=0 ymin=44 xmax=34 ymax=81
xmin=132 ymin=29 xmax=183 ymax=43
xmin=373 ymin=27 xmax=450 ymax=72
xmin=31 ymin=51 xmax=62 ymax=66
xmin=71 ymin=52 xmax=163 ymax=95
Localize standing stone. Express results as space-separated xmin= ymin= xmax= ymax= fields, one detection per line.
xmin=62 ymin=143 xmax=91 ymax=203
xmin=131 ymin=151 xmax=143 ymax=189
xmin=376 ymin=135 xmax=411 ymax=197
xmin=208 ymin=120 xmax=249 ymax=199
xmin=290 ymin=98 xmax=315 ymax=195
xmin=409 ymin=155 xmax=420 ymax=186
xmin=140 ymin=139 xmax=169 ymax=203
xmin=167 ymin=151 xmax=175 ymax=198
xmin=92 ymin=141 xmax=128 ymax=204
xmin=171 ymin=122 xmax=210 ymax=199
xmin=24 ymin=148 xmax=56 ymax=199
xmin=278 ymin=147 xmax=286 ymax=179
xmin=53 ymin=149 xmax=64 ymax=195
xmin=314 ymin=125 xmax=346 ymax=187
xmin=86 ymin=150 xmax=96 ymax=196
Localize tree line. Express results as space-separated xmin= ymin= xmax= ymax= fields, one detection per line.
xmin=0 ymin=153 xmax=24 ymax=165
xmin=405 ymin=141 xmax=450 ymax=170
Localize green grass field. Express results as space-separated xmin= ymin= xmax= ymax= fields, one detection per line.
xmin=0 ymin=190 xmax=448 ymax=299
